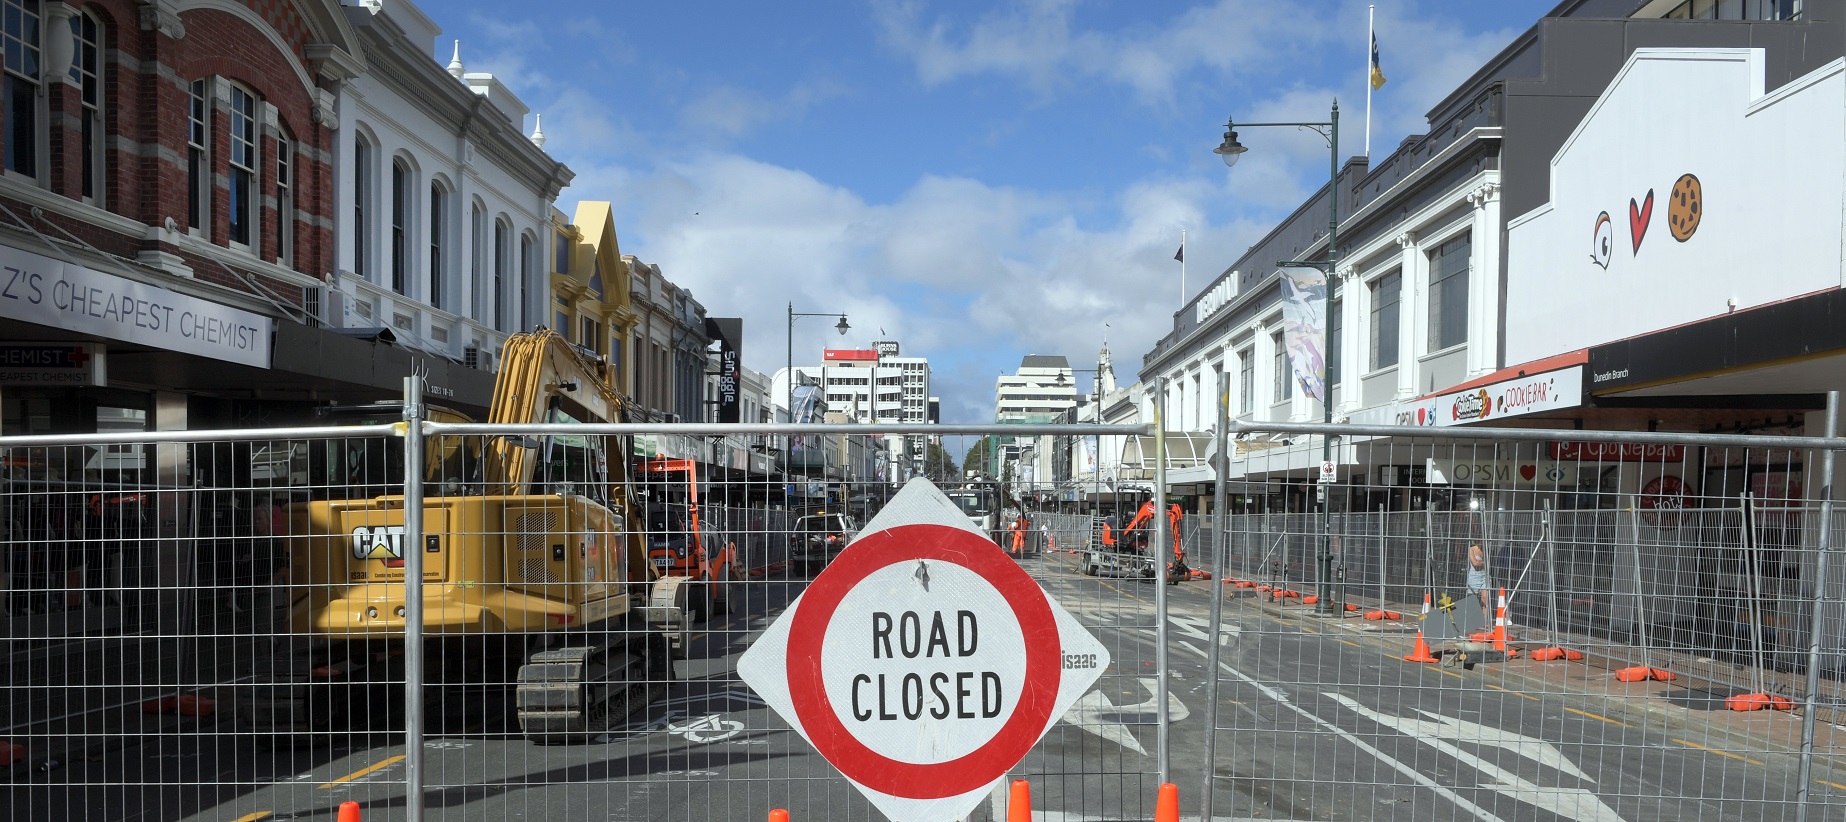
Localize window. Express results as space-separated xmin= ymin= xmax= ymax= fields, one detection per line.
xmin=227 ymin=85 xmax=257 ymax=247
xmin=428 ymin=184 xmax=445 ymax=309
xmin=353 ymin=137 xmax=372 ymax=279
xmin=554 ymin=231 xmax=570 ymax=274
xmin=492 ymin=219 xmax=509 ymax=330
xmin=1369 ymin=270 xmax=1401 ymax=369
xmin=1237 ymin=348 xmax=1253 ymax=414
xmin=1328 ymin=296 xmax=1343 ymax=386
xmin=1428 ymin=233 xmax=1470 ymax=351
xmin=3 ymin=0 xmax=41 ymax=178
xmin=581 ymin=317 xmax=598 ymax=353
xmin=390 ymin=160 xmax=408 ymax=294
xmin=276 ymin=132 xmax=294 ymax=266
xmin=187 ymin=79 xmax=208 ymax=232
xmin=72 ymin=12 xmax=101 ymax=202
xmin=520 ymin=233 xmax=534 ymax=330
xmin=1272 ymin=331 xmax=1291 ymax=403
xmin=469 ymin=203 xmax=485 ymax=320
xmin=1663 ymin=0 xmax=1800 ymax=19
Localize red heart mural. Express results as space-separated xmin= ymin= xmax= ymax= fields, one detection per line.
xmin=1629 ymin=189 xmax=1654 ymax=254
xmin=1519 ymin=464 xmax=1537 ymax=481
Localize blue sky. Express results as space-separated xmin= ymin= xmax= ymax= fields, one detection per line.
xmin=432 ymin=0 xmax=1557 ymax=423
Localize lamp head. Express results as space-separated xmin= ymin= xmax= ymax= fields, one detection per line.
xmin=1214 ymin=128 xmax=1247 ymax=168
xmin=834 ymin=315 xmax=851 ymax=335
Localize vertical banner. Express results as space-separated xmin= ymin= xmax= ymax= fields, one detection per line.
xmin=705 ymin=317 xmax=744 ymax=423
xmin=1081 ymin=438 xmax=1097 ymax=474
xmin=1278 ymin=265 xmax=1329 ymax=402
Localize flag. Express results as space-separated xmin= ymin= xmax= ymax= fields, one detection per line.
xmin=1370 ymin=32 xmax=1386 ymax=90
xmin=1173 ymin=244 xmax=1184 ymax=263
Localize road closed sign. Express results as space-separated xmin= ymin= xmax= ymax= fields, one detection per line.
xmin=737 ymin=477 xmax=1108 ymax=822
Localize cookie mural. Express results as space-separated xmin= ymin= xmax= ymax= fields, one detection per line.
xmin=1667 ymin=173 xmax=1701 ymax=242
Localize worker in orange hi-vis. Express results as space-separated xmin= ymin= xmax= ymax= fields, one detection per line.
xmin=1009 ymin=515 xmax=1027 ymax=555
xmin=1100 ymin=517 xmax=1116 ymax=548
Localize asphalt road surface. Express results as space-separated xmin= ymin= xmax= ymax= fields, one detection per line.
xmin=10 ymin=549 xmax=1845 ymax=821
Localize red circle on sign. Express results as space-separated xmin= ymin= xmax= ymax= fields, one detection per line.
xmin=785 ymin=523 xmax=1061 ymax=800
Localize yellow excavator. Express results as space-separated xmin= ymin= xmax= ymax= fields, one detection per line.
xmin=242 ymin=329 xmax=701 ymax=744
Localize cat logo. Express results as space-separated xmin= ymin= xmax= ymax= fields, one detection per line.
xmin=352 ymin=525 xmax=409 ymax=561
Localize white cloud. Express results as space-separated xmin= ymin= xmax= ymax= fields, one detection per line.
xmin=678 ymin=79 xmax=850 ymax=138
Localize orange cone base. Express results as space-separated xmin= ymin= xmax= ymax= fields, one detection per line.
xmin=1235 ymin=580 xmax=1256 ymax=588
xmin=1364 ymin=610 xmax=1403 ymax=621
xmin=1154 ymin=782 xmax=1180 ymax=822
xmin=1282 ymin=590 xmax=1302 ymax=599
xmin=1615 ymin=666 xmax=1676 ymax=682
xmin=1469 ymin=631 xmax=1492 ymax=642
xmin=337 ymin=802 xmax=362 ymax=822
xmin=1344 ymin=603 xmax=1361 ymax=613
xmin=769 ymin=811 xmax=790 ymax=822
xmin=1528 ymin=647 xmax=1584 ymax=662
xmin=1301 ymin=595 xmax=1319 ymax=605
xmin=1726 ymin=693 xmax=1795 ymax=712
xmin=1404 ymin=633 xmax=1440 ymax=663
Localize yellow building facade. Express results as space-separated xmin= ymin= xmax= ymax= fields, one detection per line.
xmin=548 ymin=202 xmax=638 ymax=400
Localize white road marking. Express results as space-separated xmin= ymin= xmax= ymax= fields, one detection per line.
xmin=1210 ymin=660 xmax=1511 ymax=822
xmin=1060 ymin=678 xmax=1188 ymax=756
xmin=1326 ymin=694 xmax=1626 ymax=822
xmin=1169 ymin=614 xmax=1243 ymax=642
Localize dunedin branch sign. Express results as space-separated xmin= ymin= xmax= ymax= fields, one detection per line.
xmin=738 ymin=478 xmax=1108 ymax=822
xmin=0 ymin=245 xmax=272 ymax=368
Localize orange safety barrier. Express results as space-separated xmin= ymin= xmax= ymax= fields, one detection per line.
xmin=1363 ymin=609 xmax=1403 ymax=621
xmin=1615 ymin=666 xmax=1676 ymax=682
xmin=1404 ymin=594 xmax=1439 ymax=663
xmin=337 ymin=802 xmax=362 ymax=822
xmin=1301 ymin=594 xmax=1319 ymax=605
xmin=141 ymin=695 xmax=217 ymax=717
xmin=1528 ymin=647 xmax=1584 ymax=661
xmin=769 ymin=809 xmax=790 ymax=822
xmin=1725 ymin=692 xmax=1795 ymax=712
xmin=1007 ymin=779 xmax=1032 ymax=822
xmin=1154 ymin=782 xmax=1180 ymax=822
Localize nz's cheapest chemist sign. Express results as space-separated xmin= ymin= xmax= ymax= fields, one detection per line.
xmin=738 ymin=478 xmax=1108 ymax=822
xmin=0 ymin=245 xmax=272 ymax=369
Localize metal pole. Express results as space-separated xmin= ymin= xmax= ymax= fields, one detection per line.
xmin=1794 ymin=390 xmax=1837 ymax=822
xmin=1544 ymin=501 xmax=1561 ymax=638
xmin=400 ymin=376 xmax=427 ymax=822
xmin=1743 ymin=493 xmax=1768 ymax=696
xmin=1378 ymin=503 xmax=1387 ymax=611
xmin=1630 ymin=510 xmax=1652 ymax=670
xmin=1153 ymin=379 xmax=1172 ymax=785
xmin=1201 ymin=373 xmax=1231 ymax=820
xmin=1316 ymin=100 xmax=1340 ymax=616
xmin=786 ymin=302 xmax=794 ymax=424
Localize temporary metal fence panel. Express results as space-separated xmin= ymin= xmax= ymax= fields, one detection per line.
xmin=2 ymin=417 xmax=1172 ymax=822
xmin=1200 ymin=414 xmax=1846 ymax=821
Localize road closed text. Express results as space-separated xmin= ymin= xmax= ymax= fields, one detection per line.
xmin=850 ymin=609 xmax=1002 ymax=721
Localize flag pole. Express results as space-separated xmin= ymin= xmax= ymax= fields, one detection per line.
xmin=1365 ymin=4 xmax=1374 ymax=159
xmin=1180 ymin=228 xmax=1187 ymax=308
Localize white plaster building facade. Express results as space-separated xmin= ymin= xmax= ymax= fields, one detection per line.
xmin=327 ymin=0 xmax=569 ymax=374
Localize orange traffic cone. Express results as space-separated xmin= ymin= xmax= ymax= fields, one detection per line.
xmin=1154 ymin=782 xmax=1180 ymax=822
xmin=1404 ymin=594 xmax=1439 ymax=663
xmin=1007 ymin=779 xmax=1032 ymax=822
xmin=337 ymin=802 xmax=362 ymax=822
xmin=1487 ymin=588 xmax=1518 ymax=657
xmin=768 ymin=811 xmax=790 ymax=822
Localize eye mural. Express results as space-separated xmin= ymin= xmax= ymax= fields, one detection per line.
xmin=1590 ymin=211 xmax=1613 ymax=269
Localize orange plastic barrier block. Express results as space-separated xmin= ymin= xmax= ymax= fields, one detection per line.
xmin=142 ymin=695 xmax=217 ymax=717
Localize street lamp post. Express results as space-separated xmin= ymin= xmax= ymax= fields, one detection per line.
xmin=1214 ymin=100 xmax=1341 ymax=616
xmin=785 ymin=302 xmax=850 ymax=423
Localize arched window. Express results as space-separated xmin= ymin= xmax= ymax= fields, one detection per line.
xmin=470 ymin=202 xmax=485 ymax=320
xmin=353 ymin=135 xmax=373 ymax=279
xmin=3 ymin=0 xmax=42 ymax=179
xmin=493 ymin=218 xmax=510 ymax=331
xmin=390 ymin=159 xmax=409 ymax=295
xmin=72 ymin=11 xmax=102 ymax=203
xmin=519 ymin=233 xmax=533 ymax=332
xmin=428 ymin=182 xmax=446 ymax=310
xmin=227 ymin=83 xmax=259 ymax=248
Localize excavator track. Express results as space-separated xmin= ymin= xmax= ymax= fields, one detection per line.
xmin=515 ymin=634 xmax=669 ymax=744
